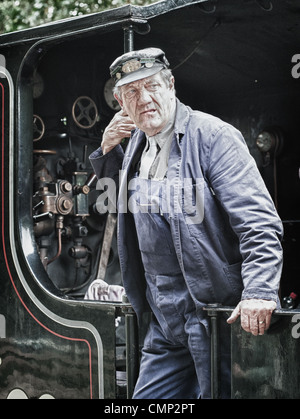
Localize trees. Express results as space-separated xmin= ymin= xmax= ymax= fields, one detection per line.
xmin=0 ymin=0 xmax=154 ymax=34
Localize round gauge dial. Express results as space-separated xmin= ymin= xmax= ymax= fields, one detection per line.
xmin=256 ymin=131 xmax=274 ymax=153
xmin=104 ymin=78 xmax=121 ymax=111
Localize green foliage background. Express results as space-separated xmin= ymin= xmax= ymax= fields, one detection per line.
xmin=0 ymin=0 xmax=155 ymax=34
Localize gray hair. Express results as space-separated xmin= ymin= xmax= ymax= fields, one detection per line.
xmin=113 ymin=68 xmax=174 ymax=99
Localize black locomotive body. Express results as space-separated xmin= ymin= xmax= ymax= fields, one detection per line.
xmin=0 ymin=0 xmax=300 ymax=399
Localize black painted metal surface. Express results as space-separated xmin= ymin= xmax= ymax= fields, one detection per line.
xmin=0 ymin=0 xmax=299 ymax=399
xmin=231 ymin=311 xmax=300 ymax=399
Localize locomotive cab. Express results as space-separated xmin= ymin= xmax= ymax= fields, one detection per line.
xmin=0 ymin=0 xmax=300 ymax=399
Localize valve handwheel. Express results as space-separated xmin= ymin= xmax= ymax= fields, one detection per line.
xmin=33 ymin=114 xmax=45 ymax=141
xmin=72 ymin=96 xmax=99 ymax=129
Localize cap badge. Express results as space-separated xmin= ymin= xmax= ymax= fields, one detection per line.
xmin=141 ymin=58 xmax=155 ymax=68
xmin=122 ymin=59 xmax=141 ymax=74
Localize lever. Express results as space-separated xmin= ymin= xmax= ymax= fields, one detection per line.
xmin=33 ymin=211 xmax=54 ymax=221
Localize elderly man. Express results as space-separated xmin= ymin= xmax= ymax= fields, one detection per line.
xmin=89 ymin=48 xmax=283 ymax=399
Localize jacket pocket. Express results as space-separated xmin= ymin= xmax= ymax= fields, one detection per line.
xmin=181 ymin=179 xmax=205 ymax=226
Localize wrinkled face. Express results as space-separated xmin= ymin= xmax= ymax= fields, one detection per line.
xmin=115 ymin=72 xmax=176 ymax=137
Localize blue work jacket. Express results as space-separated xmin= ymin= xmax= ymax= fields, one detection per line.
xmin=90 ymin=100 xmax=283 ymax=322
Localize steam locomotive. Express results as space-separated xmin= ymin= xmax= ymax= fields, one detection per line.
xmin=0 ymin=0 xmax=299 ymax=399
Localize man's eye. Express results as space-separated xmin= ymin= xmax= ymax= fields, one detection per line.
xmin=147 ymin=84 xmax=159 ymax=91
xmin=124 ymin=88 xmax=137 ymax=98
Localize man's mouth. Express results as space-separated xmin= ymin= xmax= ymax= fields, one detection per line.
xmin=141 ymin=109 xmax=156 ymax=116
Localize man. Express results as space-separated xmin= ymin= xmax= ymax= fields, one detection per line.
xmin=89 ymin=48 xmax=283 ymax=398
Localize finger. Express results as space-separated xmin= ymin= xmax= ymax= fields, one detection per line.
xmin=264 ymin=310 xmax=273 ymax=330
xmin=264 ymin=311 xmax=273 ymax=330
xmin=256 ymin=302 xmax=276 ymax=331
xmin=119 ymin=123 xmax=136 ymax=132
xmin=258 ymin=319 xmax=266 ymax=335
xmin=240 ymin=310 xmax=251 ymax=333
xmin=266 ymin=301 xmax=276 ymax=328
xmin=118 ymin=110 xmax=134 ymax=124
xmin=120 ymin=109 xmax=129 ymax=117
xmin=117 ymin=127 xmax=135 ymax=138
xmin=249 ymin=313 xmax=263 ymax=336
xmin=227 ymin=303 xmax=241 ymax=324
xmin=109 ymin=122 xmax=135 ymax=137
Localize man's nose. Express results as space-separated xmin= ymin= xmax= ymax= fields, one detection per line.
xmin=137 ymin=87 xmax=152 ymax=104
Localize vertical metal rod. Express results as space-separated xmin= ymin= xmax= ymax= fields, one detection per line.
xmin=210 ymin=314 xmax=220 ymax=398
xmin=207 ymin=304 xmax=220 ymax=399
xmin=122 ymin=295 xmax=139 ymax=399
xmin=125 ymin=311 xmax=139 ymax=398
xmin=120 ymin=25 xmax=136 ymax=397
xmin=124 ymin=25 xmax=134 ymax=53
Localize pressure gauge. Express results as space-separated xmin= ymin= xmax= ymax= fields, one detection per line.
xmin=256 ymin=131 xmax=274 ymax=153
xmin=104 ymin=78 xmax=121 ymax=111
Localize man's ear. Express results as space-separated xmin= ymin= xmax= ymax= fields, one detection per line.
xmin=114 ymin=93 xmax=123 ymax=109
xmin=168 ymin=76 xmax=175 ymax=90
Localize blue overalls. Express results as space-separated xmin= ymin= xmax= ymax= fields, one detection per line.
xmin=129 ymin=174 xmax=230 ymax=399
xmin=90 ymin=100 xmax=283 ymax=399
